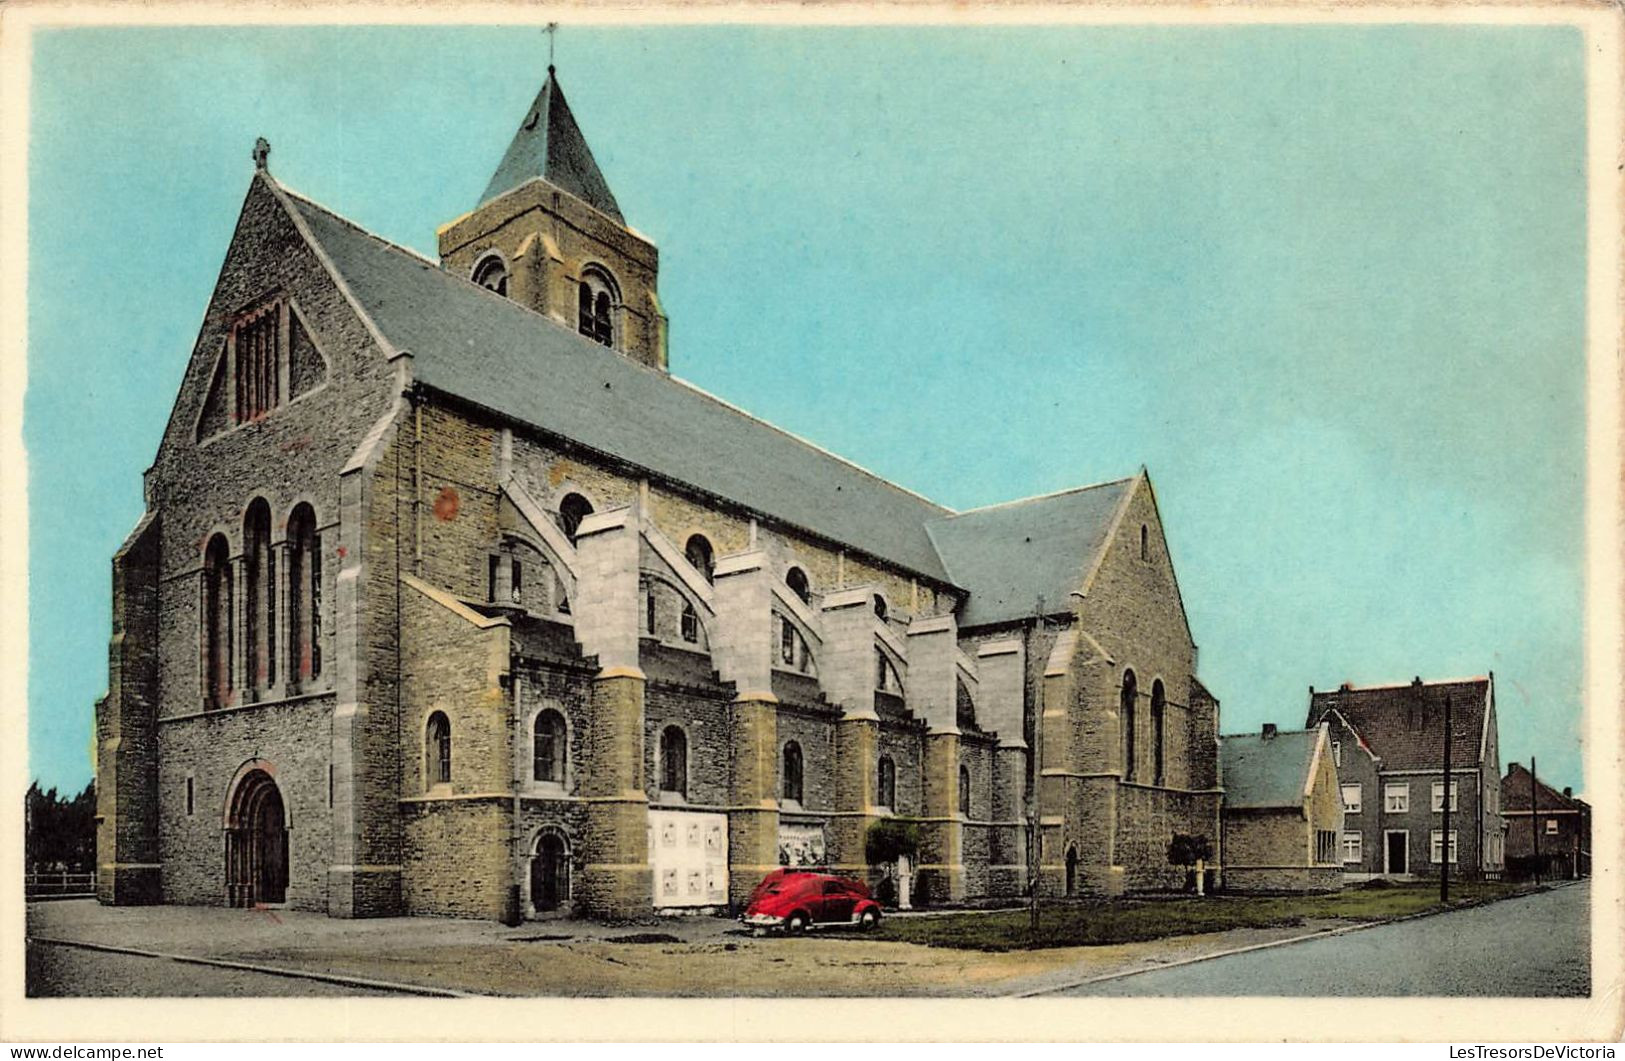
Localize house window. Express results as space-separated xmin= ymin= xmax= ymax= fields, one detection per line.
xmin=1150 ymin=679 xmax=1166 ymax=785
xmin=426 ymin=712 xmax=451 ymax=788
xmin=877 ymin=755 xmax=896 ymax=810
xmin=233 ymin=301 xmax=282 ymax=422
xmin=659 ymin=726 xmax=688 ymax=797
xmin=786 ymin=566 xmax=811 ymax=604
xmin=680 ymin=601 xmax=699 ymax=644
xmin=185 ymin=776 xmax=195 ymax=817
xmin=1341 ymin=784 xmax=1363 ymax=814
xmin=1315 ymin=829 xmax=1337 ymax=864
xmin=1545 ymin=818 xmax=1559 ymax=835
xmin=557 ymin=493 xmax=593 ymax=544
xmin=1431 ymin=780 xmax=1459 ymax=813
xmin=1342 ymin=832 xmax=1363 ymax=864
xmin=577 ymin=269 xmax=615 ymax=347
xmin=684 ymin=534 xmax=715 ymax=583
xmin=533 ymin=710 xmax=567 ymax=784
xmin=286 ymin=503 xmax=321 ymax=683
xmin=1430 ymin=829 xmax=1458 ymax=864
xmin=472 ymin=254 xmax=509 ymax=297
xmin=782 ymin=741 xmax=804 ymax=804
xmin=1120 ymin=669 xmax=1138 ymax=781
xmin=1384 ymin=782 xmax=1409 ymax=813
xmin=202 ymin=534 xmax=233 ymax=708
xmin=958 ymin=764 xmax=971 ymax=816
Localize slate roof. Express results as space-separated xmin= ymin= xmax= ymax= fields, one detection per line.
xmin=1306 ymin=678 xmax=1491 ymax=771
xmin=925 ymin=478 xmax=1134 ymax=628
xmin=1220 ymin=728 xmax=1321 ymax=810
xmin=280 ymin=183 xmax=956 ymax=582
xmin=479 ymin=69 xmax=623 ymax=221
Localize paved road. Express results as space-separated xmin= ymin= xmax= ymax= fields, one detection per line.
xmin=1058 ymin=883 xmax=1590 ymax=997
xmin=26 ymin=940 xmax=411 ymax=998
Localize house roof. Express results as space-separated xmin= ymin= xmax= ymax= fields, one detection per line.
xmin=478 ymin=68 xmax=623 ymax=220
xmin=278 ymin=182 xmax=957 ymax=583
xmin=1502 ymin=762 xmax=1585 ymax=813
xmin=1219 ymin=727 xmax=1322 ymax=810
xmin=924 ymin=477 xmax=1135 ymax=628
xmin=1306 ymin=677 xmax=1490 ymax=771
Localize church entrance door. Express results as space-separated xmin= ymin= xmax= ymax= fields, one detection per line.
xmin=530 ymin=832 xmax=570 ymax=914
xmin=225 ymin=769 xmax=288 ymax=907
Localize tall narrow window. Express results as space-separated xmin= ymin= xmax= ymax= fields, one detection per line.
xmin=511 ymin=557 xmax=524 ymax=606
xmin=877 ymin=755 xmax=896 ymax=810
xmin=680 ymin=602 xmax=699 ymax=644
xmin=426 ymin=711 xmax=451 ymax=788
xmin=659 ymin=726 xmax=688 ymax=797
xmin=1151 ymin=679 xmax=1167 ymax=785
xmin=577 ymin=270 xmax=615 ymax=347
xmin=185 ymin=776 xmax=195 ymax=817
xmin=780 ymin=616 xmax=797 ymax=665
xmin=1139 ymin=524 xmax=1150 ymax=562
xmin=533 ymin=710 xmax=567 ymax=784
xmin=684 ymin=534 xmax=715 ymax=583
xmin=287 ymin=504 xmax=319 ymax=685
xmin=645 ymin=584 xmax=657 ymax=635
xmin=203 ymin=534 xmax=233 ymax=708
xmin=244 ymin=500 xmax=272 ymax=697
xmin=958 ymin=764 xmax=971 ymax=816
xmin=558 ymin=493 xmax=593 ymax=544
xmin=873 ymin=595 xmax=888 ymax=621
xmin=785 ymin=566 xmax=811 ymax=604
xmin=782 ymin=741 xmax=804 ymax=804
xmin=488 ymin=555 xmax=501 ymax=602
xmin=1120 ymin=669 xmax=1138 ymax=781
xmin=233 ymin=302 xmax=282 ymax=423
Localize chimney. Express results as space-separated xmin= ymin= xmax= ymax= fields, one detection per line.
xmin=1563 ymin=786 xmax=1572 ymax=799
xmin=1261 ymin=723 xmax=1277 ymax=740
xmin=1339 ymin=682 xmax=1353 ymax=692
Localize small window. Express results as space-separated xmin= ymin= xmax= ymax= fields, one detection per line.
xmin=511 ymin=558 xmax=524 ymax=606
xmin=684 ymin=534 xmax=715 ymax=583
xmin=786 ymin=566 xmax=811 ymax=604
xmin=873 ymin=595 xmax=888 ymax=621
xmin=1384 ymin=782 xmax=1409 ymax=814
xmin=1430 ymin=829 xmax=1458 ymax=864
xmin=533 ymin=710 xmax=567 ymax=784
xmin=1341 ymin=784 xmax=1363 ymax=814
xmin=1342 ymin=832 xmax=1363 ymax=864
xmin=782 ymin=741 xmax=804 ymax=804
xmin=680 ymin=601 xmax=699 ymax=644
xmin=185 ymin=776 xmax=195 ymax=817
xmin=877 ymin=755 xmax=896 ymax=810
xmin=1430 ymin=780 xmax=1459 ymax=813
xmin=558 ymin=493 xmax=593 ymax=544
xmin=645 ymin=584 xmax=657 ymax=635
xmin=1139 ymin=524 xmax=1150 ymax=562
xmin=659 ymin=725 xmax=688 ymax=797
xmin=958 ymin=764 xmax=971 ymax=816
xmin=328 ymin=764 xmax=334 ymax=808
xmin=426 ymin=712 xmax=452 ymax=788
xmin=1545 ymin=818 xmax=1559 ymax=835
xmin=472 ymin=255 xmax=509 ymax=297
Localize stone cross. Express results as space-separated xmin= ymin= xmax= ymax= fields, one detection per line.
xmin=253 ymin=137 xmax=270 ymax=171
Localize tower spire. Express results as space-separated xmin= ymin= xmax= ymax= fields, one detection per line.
xmin=476 ymin=65 xmax=623 ymax=221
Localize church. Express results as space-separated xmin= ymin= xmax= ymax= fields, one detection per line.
xmin=95 ymin=67 xmax=1223 ymax=920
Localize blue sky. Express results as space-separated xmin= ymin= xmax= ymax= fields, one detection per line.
xmin=25 ymin=24 xmax=1587 ymax=794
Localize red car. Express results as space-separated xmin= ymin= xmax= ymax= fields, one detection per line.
xmin=740 ymin=869 xmax=883 ymax=934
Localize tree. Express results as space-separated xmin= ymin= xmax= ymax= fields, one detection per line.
xmin=1167 ymin=833 xmax=1214 ymax=893
xmin=26 ymin=780 xmax=96 ymax=872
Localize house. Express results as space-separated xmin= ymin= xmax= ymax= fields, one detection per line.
xmin=1306 ymin=675 xmax=1503 ymax=881
xmin=94 ymin=67 xmax=1222 ymax=921
xmin=1218 ymin=723 xmax=1344 ymax=892
xmin=1501 ymin=762 xmax=1589 ymax=880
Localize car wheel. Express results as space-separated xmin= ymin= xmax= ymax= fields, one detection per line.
xmin=859 ymin=908 xmax=880 ymax=931
xmin=786 ymin=911 xmax=810 ymax=934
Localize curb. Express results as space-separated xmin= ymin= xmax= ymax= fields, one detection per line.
xmin=1010 ymin=884 xmax=1564 ymax=997
xmin=28 ymin=935 xmax=478 ymax=999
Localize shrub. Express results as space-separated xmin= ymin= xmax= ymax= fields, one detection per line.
xmin=1167 ymin=833 xmax=1214 ymax=868
xmin=865 ymin=819 xmax=919 ymax=866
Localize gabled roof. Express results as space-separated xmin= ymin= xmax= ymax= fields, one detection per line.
xmin=924 ymin=477 xmax=1135 ymax=629
xmin=479 ymin=68 xmax=623 ymax=221
xmin=1306 ymin=677 xmax=1491 ymax=771
xmin=1220 ymin=727 xmax=1323 ymax=810
xmin=1502 ymin=762 xmax=1585 ymax=813
xmin=275 ymin=182 xmax=956 ymax=583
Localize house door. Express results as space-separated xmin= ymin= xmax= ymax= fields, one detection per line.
xmin=530 ymin=832 xmax=570 ymax=914
xmin=225 ymin=769 xmax=288 ymax=907
xmin=1385 ymin=831 xmax=1408 ymax=876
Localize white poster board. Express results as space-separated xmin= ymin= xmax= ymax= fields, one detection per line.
xmin=648 ymin=808 xmax=729 ymax=908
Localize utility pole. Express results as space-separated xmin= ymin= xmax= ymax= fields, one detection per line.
xmin=1530 ymin=756 xmax=1540 ymax=883
xmin=1440 ymin=691 xmax=1451 ymax=903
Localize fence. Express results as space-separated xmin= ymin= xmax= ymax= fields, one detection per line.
xmin=25 ymin=870 xmax=95 ymax=900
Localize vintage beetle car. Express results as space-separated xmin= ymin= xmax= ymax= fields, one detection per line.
xmin=740 ymin=869 xmax=883 ymax=934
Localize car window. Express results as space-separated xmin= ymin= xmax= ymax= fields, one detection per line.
xmin=823 ymin=881 xmax=843 ymax=895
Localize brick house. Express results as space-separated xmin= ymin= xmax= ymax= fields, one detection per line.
xmin=1501 ymin=762 xmax=1588 ymax=880
xmin=1306 ymin=676 xmax=1503 ymax=882
xmin=95 ymin=69 xmax=1221 ymax=921
xmin=1218 ymin=723 xmax=1343 ymax=892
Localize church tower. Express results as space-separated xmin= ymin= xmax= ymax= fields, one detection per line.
xmin=438 ymin=67 xmax=668 ymax=370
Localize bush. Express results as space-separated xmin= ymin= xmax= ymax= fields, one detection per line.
xmin=1360 ymin=877 xmax=1395 ymax=890
xmin=1167 ymin=833 xmax=1213 ymax=868
xmin=865 ymin=819 xmax=919 ymax=866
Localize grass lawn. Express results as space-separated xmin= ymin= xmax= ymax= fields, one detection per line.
xmin=871 ymin=881 xmax=1537 ymax=951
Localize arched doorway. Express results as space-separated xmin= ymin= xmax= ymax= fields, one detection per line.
xmin=225 ymin=769 xmax=288 ymax=907
xmin=530 ymin=831 xmax=570 ymax=915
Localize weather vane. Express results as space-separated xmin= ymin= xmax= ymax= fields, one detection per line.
xmin=546 ymin=22 xmax=558 ymax=71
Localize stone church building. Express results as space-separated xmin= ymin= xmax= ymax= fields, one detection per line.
xmin=96 ymin=69 xmax=1222 ymax=920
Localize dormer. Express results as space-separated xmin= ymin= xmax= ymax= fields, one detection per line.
xmin=437 ymin=67 xmax=668 ymax=371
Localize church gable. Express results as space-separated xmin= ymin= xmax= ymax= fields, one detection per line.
xmin=1074 ymin=473 xmax=1196 ymax=666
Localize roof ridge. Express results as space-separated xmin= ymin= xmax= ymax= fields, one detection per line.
xmin=1314 ymin=675 xmax=1490 ymax=694
xmin=938 ymin=475 xmax=1137 ymax=520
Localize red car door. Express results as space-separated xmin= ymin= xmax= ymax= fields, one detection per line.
xmin=819 ymin=879 xmax=855 ymax=923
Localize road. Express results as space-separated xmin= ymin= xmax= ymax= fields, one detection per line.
xmin=1056 ymin=882 xmax=1589 ymax=997
xmin=26 ymin=940 xmax=413 ymax=998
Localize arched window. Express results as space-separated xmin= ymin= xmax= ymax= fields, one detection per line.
xmin=1140 ymin=524 xmax=1150 ymax=562
xmin=244 ymin=499 xmax=272 ymax=695
xmin=956 ymin=679 xmax=977 ymax=730
xmin=426 ymin=711 xmax=451 ymax=788
xmin=472 ymin=254 xmax=509 ymax=297
xmin=785 ymin=566 xmax=811 ymax=604
xmin=959 ymin=764 xmax=971 ymax=816
xmin=577 ymin=269 xmax=615 ymax=347
xmin=203 ymin=534 xmax=233 ymax=708
xmin=684 ymin=534 xmax=715 ymax=583
xmin=1151 ymin=679 xmax=1167 ymax=786
xmin=877 ymin=755 xmax=896 ymax=810
xmin=286 ymin=503 xmax=320 ymax=683
xmin=533 ymin=709 xmax=567 ymax=784
xmin=659 ymin=725 xmax=688 ymax=797
xmin=873 ymin=594 xmax=888 ymax=621
xmin=680 ymin=601 xmax=700 ymax=643
xmin=558 ymin=493 xmax=593 ymax=544
xmin=1121 ymin=669 xmax=1138 ymax=781
xmin=782 ymin=741 xmax=804 ymax=804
